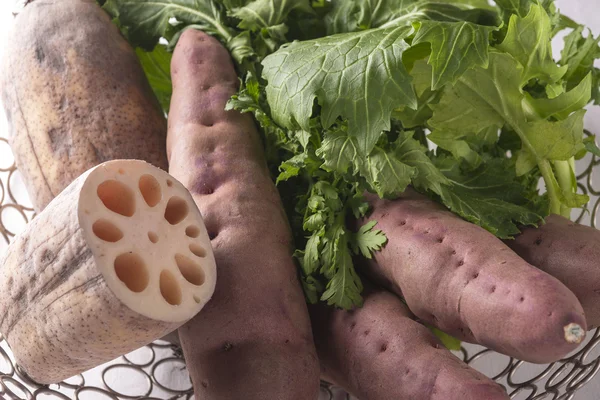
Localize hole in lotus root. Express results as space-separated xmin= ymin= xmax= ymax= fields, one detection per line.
xmin=189 ymin=244 xmax=206 ymax=258
xmin=139 ymin=174 xmax=162 ymax=207
xmin=114 ymin=253 xmax=149 ymax=292
xmin=148 ymin=232 xmax=159 ymax=243
xmin=160 ymin=270 xmax=182 ymax=305
xmin=175 ymin=254 xmax=205 ymax=286
xmin=164 ymin=197 xmax=188 ymax=225
xmin=92 ymin=219 xmax=123 ymax=242
xmin=97 ymin=180 xmax=136 ymax=217
xmin=185 ymin=225 xmax=200 ymax=238
xmin=166 ymin=179 xmax=173 ymax=187
xmin=193 ymin=295 xmax=202 ymax=304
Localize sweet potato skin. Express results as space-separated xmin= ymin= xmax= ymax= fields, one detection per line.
xmin=167 ymin=30 xmax=320 ymax=399
xmin=507 ymin=215 xmax=600 ymax=328
xmin=360 ymin=190 xmax=586 ymax=363
xmin=311 ymin=287 xmax=510 ymax=400
xmin=0 ymin=0 xmax=168 ymax=212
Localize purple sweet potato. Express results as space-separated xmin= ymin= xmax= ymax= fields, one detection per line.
xmin=311 ymin=286 xmax=509 ymax=400
xmin=507 ymin=214 xmax=600 ymax=328
xmin=359 ymin=189 xmax=586 ymax=363
xmin=167 ymin=30 xmax=320 ymax=399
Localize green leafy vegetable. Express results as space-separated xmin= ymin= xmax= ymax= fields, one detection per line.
xmin=103 ymin=0 xmax=233 ymax=49
xmin=262 ymin=25 xmax=417 ymax=156
xmin=135 ymin=45 xmax=173 ymax=113
xmin=107 ymin=0 xmax=600 ymax=309
xmin=430 ymin=50 xmax=589 ymax=216
xmin=496 ymin=4 xmax=566 ymax=83
xmin=412 ymin=20 xmax=495 ymax=89
xmin=436 ymin=157 xmax=544 ymax=238
xmin=230 ymin=0 xmax=313 ymax=30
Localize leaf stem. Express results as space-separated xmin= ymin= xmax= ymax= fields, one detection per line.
xmin=553 ymin=159 xmax=575 ymax=218
xmin=538 ymin=160 xmax=562 ymax=216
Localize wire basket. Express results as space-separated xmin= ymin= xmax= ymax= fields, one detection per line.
xmin=2 ymin=133 xmax=600 ymax=400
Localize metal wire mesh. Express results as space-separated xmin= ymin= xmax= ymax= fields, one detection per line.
xmin=1 ymin=132 xmax=600 ymax=399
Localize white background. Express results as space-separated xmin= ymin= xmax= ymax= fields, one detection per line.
xmin=0 ymin=1 xmax=599 ymax=399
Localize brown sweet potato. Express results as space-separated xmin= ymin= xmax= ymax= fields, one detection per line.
xmin=359 ymin=189 xmax=586 ymax=363
xmin=507 ymin=215 xmax=600 ymax=328
xmin=311 ymin=286 xmax=509 ymax=400
xmin=0 ymin=0 xmax=168 ymax=213
xmin=167 ymin=30 xmax=320 ymax=399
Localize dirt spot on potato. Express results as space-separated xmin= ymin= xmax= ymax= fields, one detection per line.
xmin=35 ymin=46 xmax=45 ymax=63
xmin=41 ymin=249 xmax=53 ymax=263
xmin=380 ymin=343 xmax=388 ymax=352
xmin=47 ymin=127 xmax=71 ymax=154
xmin=223 ymin=342 xmax=234 ymax=352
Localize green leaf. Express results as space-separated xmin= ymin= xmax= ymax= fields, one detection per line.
xmin=545 ymin=81 xmax=564 ymax=99
xmin=429 ymin=326 xmax=462 ymax=351
xmin=324 ymin=0 xmax=357 ymax=34
xmin=525 ymin=73 xmax=592 ymax=119
xmin=354 ymin=0 xmax=418 ymax=30
xmin=262 ymin=26 xmax=417 ymax=155
xmin=325 ymin=1 xmax=499 ymax=34
xmin=515 ymin=149 xmax=537 ymax=176
xmin=358 ymin=146 xmax=416 ymax=198
xmin=301 ymin=275 xmax=324 ymax=304
xmin=350 ymin=220 xmax=387 ymax=259
xmin=584 ymin=136 xmax=600 ymax=157
xmin=320 ymin=227 xmax=364 ymax=309
xmin=493 ymin=0 xmax=533 ymax=18
xmin=103 ymin=0 xmax=233 ymax=49
xmin=303 ymin=231 xmax=322 ymax=275
xmin=393 ymin=59 xmax=437 ymax=128
xmin=523 ymin=109 xmax=586 ymax=161
xmin=559 ymin=27 xmax=600 ymax=90
xmin=436 ymin=158 xmax=544 ymax=238
xmin=430 ymin=51 xmax=588 ymax=214
xmin=394 ymin=131 xmax=450 ymax=195
xmin=135 ymin=45 xmax=172 ymax=113
xmin=277 ymin=153 xmax=308 ymax=183
xmin=412 ymin=20 xmax=495 ymax=89
xmin=428 ymin=54 xmax=510 ymax=140
xmin=428 ymin=132 xmax=483 ymax=167
xmin=316 ymin=129 xmax=359 ymax=174
xmin=592 ymin=68 xmax=600 ymax=105
xmin=228 ymin=30 xmax=256 ymax=63
xmin=221 ymin=0 xmax=251 ymax=10
xmin=433 ymin=0 xmax=496 ymax=8
xmin=230 ymin=0 xmax=313 ymax=30
xmin=496 ymin=4 xmax=567 ymax=83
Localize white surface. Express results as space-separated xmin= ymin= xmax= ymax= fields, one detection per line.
xmin=0 ymin=1 xmax=598 ymax=399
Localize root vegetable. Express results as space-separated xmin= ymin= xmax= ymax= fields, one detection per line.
xmin=359 ymin=189 xmax=586 ymax=363
xmin=507 ymin=215 xmax=600 ymax=328
xmin=0 ymin=160 xmax=216 ymax=384
xmin=311 ymin=286 xmax=510 ymax=400
xmin=0 ymin=0 xmax=168 ymax=212
xmin=168 ymin=30 xmax=320 ymax=399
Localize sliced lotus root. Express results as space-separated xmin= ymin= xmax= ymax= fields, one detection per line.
xmin=0 ymin=160 xmax=216 ymax=384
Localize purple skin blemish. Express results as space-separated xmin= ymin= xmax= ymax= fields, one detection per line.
xmin=192 ymin=155 xmax=220 ymax=195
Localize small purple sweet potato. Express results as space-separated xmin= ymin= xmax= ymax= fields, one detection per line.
xmin=507 ymin=214 xmax=600 ymax=328
xmin=311 ymin=286 xmax=510 ymax=400
xmin=359 ymin=189 xmax=586 ymax=363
